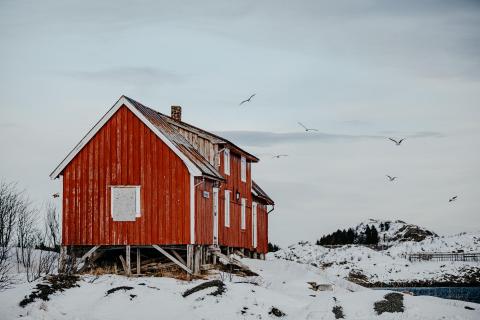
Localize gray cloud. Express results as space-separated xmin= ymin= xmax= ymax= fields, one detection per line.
xmin=215 ymin=130 xmax=443 ymax=147
xmin=66 ymin=67 xmax=184 ymax=86
xmin=0 ymin=122 xmax=19 ymax=129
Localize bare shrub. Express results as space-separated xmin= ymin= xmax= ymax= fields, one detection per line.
xmin=43 ymin=201 xmax=60 ymax=251
xmin=15 ymin=198 xmax=40 ymax=281
xmin=0 ymin=181 xmax=20 ymax=290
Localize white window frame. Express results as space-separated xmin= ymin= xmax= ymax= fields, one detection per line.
xmin=241 ymin=156 xmax=246 ymax=182
xmin=252 ymin=202 xmax=258 ymax=248
xmin=241 ymin=198 xmax=246 ymax=229
xmin=224 ymin=148 xmax=230 ymax=176
xmin=224 ymin=190 xmax=231 ymax=227
xmin=110 ymin=186 xmax=141 ymax=221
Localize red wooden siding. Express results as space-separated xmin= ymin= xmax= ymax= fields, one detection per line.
xmin=218 ymin=150 xmax=253 ymax=249
xmin=62 ymin=105 xmax=191 ymax=245
xmin=256 ymin=204 xmax=269 ymax=253
xmin=194 ymin=178 xmax=214 ymax=244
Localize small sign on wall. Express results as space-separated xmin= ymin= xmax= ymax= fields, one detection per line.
xmin=203 ymin=191 xmax=210 ymax=198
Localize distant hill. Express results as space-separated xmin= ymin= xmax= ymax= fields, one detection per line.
xmin=274 ymin=223 xmax=480 ymax=286
xmin=317 ymin=219 xmax=437 ymax=246
xmin=357 ymin=219 xmax=437 ymax=243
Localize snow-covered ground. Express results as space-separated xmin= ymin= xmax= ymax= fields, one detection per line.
xmin=0 ymin=256 xmax=479 ymax=319
xmin=274 ymin=229 xmax=480 ymax=285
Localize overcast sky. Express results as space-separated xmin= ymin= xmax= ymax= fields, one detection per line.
xmin=1 ymin=0 xmax=479 ymax=246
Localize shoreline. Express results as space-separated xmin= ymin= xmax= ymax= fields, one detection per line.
xmin=359 ymin=281 xmax=480 ymax=288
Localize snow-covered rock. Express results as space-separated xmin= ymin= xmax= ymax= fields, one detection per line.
xmin=353 ymin=219 xmax=437 ymax=244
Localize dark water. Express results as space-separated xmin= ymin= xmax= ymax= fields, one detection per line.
xmin=375 ymin=287 xmax=480 ymax=304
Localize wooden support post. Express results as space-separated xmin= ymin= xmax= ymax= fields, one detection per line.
xmin=59 ymin=246 xmax=67 ymax=273
xmin=126 ymin=245 xmax=131 ymax=276
xmin=153 ymin=245 xmax=193 ymax=274
xmin=193 ymin=246 xmax=201 ymax=275
xmin=81 ymin=245 xmax=101 ymax=262
xmin=76 ymin=245 xmax=101 ymax=272
xmin=170 ymin=249 xmax=186 ymax=266
xmin=119 ymin=255 xmax=128 ymax=274
xmin=136 ymin=248 xmax=141 ymax=275
xmin=187 ymin=245 xmax=194 ymax=271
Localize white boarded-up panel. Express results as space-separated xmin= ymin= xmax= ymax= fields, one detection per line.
xmin=111 ymin=186 xmax=140 ymax=221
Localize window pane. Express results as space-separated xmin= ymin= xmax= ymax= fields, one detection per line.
xmin=241 ymin=156 xmax=246 ymax=182
xmin=224 ymin=149 xmax=230 ymax=175
xmin=241 ymin=198 xmax=246 ymax=229
xmin=225 ymin=190 xmax=230 ymax=227
xmin=111 ymin=187 xmax=138 ymax=221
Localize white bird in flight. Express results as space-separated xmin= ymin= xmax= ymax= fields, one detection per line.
xmin=239 ymin=94 xmax=256 ymax=105
xmin=298 ymin=122 xmax=318 ymax=132
xmin=388 ymin=137 xmax=405 ymax=146
xmin=272 ymin=154 xmax=288 ymax=159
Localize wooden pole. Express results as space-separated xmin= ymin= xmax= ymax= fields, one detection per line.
xmin=136 ymin=248 xmax=141 ymax=275
xmin=126 ymin=245 xmax=131 ymax=276
xmin=152 ymin=245 xmax=193 ymax=274
xmin=187 ymin=245 xmax=194 ymax=272
xmin=59 ymin=246 xmax=67 ymax=273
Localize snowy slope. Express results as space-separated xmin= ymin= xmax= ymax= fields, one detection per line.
xmin=274 ymin=230 xmax=480 ymax=285
xmin=1 ymin=257 xmax=478 ymax=320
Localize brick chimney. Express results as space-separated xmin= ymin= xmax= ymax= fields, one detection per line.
xmin=171 ymin=105 xmax=182 ymax=122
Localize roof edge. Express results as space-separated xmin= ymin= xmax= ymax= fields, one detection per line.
xmin=50 ymin=96 xmax=203 ymax=179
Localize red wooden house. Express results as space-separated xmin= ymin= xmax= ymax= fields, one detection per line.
xmin=50 ymin=96 xmax=274 ymax=274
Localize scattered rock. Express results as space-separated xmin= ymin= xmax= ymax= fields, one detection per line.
xmin=105 ymin=286 xmax=134 ymax=296
xmin=307 ymin=281 xmax=333 ymax=291
xmin=268 ymin=307 xmax=286 ymax=317
xmin=182 ymin=280 xmax=226 ymax=298
xmin=465 ymin=306 xmax=475 ymax=310
xmin=393 ymin=225 xmax=437 ymax=242
xmin=332 ymin=305 xmax=345 ymax=319
xmin=347 ymin=270 xmax=368 ymax=285
xmin=374 ymin=292 xmax=404 ymax=315
xmin=19 ymin=274 xmax=80 ymax=307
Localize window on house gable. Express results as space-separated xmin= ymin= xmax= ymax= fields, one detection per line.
xmin=225 ymin=190 xmax=231 ymax=227
xmin=241 ymin=156 xmax=246 ymax=182
xmin=111 ymin=186 xmax=141 ymax=221
xmin=224 ymin=148 xmax=230 ymax=175
xmin=241 ymin=198 xmax=246 ymax=229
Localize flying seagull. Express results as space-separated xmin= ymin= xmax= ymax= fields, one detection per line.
xmin=239 ymin=94 xmax=256 ymax=105
xmin=298 ymin=122 xmax=319 ymax=132
xmin=449 ymin=196 xmax=458 ymax=202
xmin=388 ymin=138 xmax=405 ymax=146
xmin=272 ymin=154 xmax=288 ymax=159
xmin=52 ymin=193 xmax=60 ymax=198
xmin=386 ymin=175 xmax=397 ymax=182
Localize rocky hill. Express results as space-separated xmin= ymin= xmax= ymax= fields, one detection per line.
xmin=275 ymin=220 xmax=480 ymax=286
xmin=356 ymin=219 xmax=437 ymax=243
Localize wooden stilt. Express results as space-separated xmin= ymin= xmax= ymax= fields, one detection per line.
xmin=126 ymin=245 xmax=131 ymax=276
xmin=59 ymin=246 xmax=67 ymax=273
xmin=170 ymin=249 xmax=186 ymax=266
xmin=136 ymin=248 xmax=141 ymax=275
xmin=81 ymin=245 xmax=101 ymax=262
xmin=187 ymin=245 xmax=194 ymax=271
xmin=193 ymin=246 xmax=201 ymax=275
xmin=119 ymin=255 xmax=128 ymax=274
xmin=153 ymin=245 xmax=193 ymax=274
